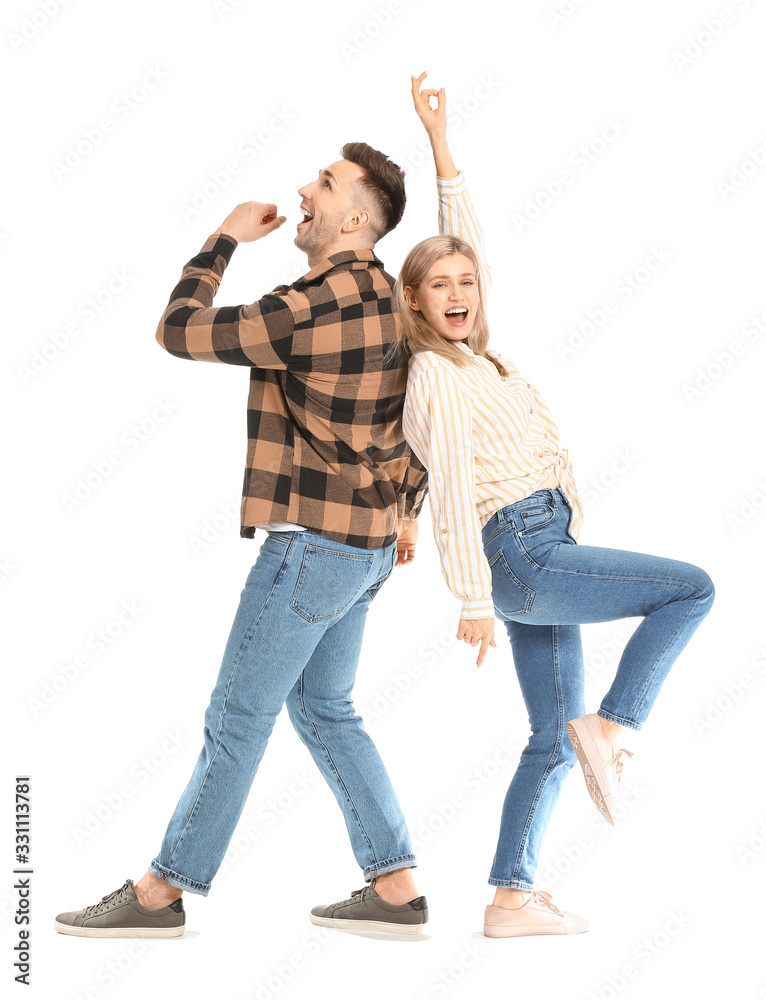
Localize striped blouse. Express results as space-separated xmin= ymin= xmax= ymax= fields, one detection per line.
xmin=402 ymin=170 xmax=583 ymax=620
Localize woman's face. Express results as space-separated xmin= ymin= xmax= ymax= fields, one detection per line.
xmin=404 ymin=253 xmax=479 ymax=341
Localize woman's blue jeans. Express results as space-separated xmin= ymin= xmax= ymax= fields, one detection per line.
xmin=149 ymin=529 xmax=414 ymax=896
xmin=481 ymin=487 xmax=715 ymax=889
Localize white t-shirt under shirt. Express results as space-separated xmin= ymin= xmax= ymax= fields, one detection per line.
xmin=255 ymin=522 xmax=307 ymax=532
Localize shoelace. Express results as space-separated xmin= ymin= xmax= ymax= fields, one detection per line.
xmin=612 ymin=748 xmax=634 ymax=788
xmin=83 ymin=879 xmax=132 ymax=918
xmin=523 ymin=889 xmax=564 ymax=917
xmin=347 ymin=885 xmax=374 ymax=904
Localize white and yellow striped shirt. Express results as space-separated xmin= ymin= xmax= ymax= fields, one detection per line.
xmin=402 ymin=171 xmax=583 ymax=620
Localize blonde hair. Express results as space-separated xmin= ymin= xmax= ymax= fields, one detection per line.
xmin=386 ymin=234 xmax=504 ymax=374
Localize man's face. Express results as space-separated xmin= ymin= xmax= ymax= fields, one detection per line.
xmin=295 ymin=158 xmax=368 ymax=259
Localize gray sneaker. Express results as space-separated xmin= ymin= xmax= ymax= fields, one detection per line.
xmin=54 ymin=878 xmax=185 ymax=938
xmin=310 ymin=882 xmax=428 ymax=935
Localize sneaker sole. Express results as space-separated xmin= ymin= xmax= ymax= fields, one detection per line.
xmin=484 ymin=923 xmax=588 ymax=938
xmin=309 ymin=913 xmax=426 ymax=935
xmin=53 ymin=920 xmax=184 ymax=938
xmin=565 ymin=719 xmax=615 ymax=825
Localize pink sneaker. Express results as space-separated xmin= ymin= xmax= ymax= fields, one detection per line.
xmin=566 ymin=714 xmax=634 ymax=825
xmin=484 ymin=890 xmax=589 ymax=937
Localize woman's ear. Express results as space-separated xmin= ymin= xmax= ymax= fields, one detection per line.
xmin=403 ymin=285 xmax=420 ymax=311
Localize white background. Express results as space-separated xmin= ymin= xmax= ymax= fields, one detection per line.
xmin=4 ymin=0 xmax=766 ymax=997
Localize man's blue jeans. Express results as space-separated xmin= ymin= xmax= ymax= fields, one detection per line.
xmin=481 ymin=487 xmax=715 ymax=889
xmin=149 ymin=529 xmax=414 ymax=896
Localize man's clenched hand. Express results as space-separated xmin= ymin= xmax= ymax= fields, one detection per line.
xmin=396 ymin=517 xmax=418 ymax=566
xmin=215 ymin=202 xmax=286 ymax=243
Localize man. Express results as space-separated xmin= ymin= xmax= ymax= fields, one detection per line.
xmin=54 ymin=141 xmax=429 ymax=938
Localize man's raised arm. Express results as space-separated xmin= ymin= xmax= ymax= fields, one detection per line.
xmin=155 ymin=200 xmax=305 ymax=369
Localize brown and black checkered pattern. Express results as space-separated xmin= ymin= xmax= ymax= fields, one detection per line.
xmin=156 ymin=232 xmax=428 ymax=549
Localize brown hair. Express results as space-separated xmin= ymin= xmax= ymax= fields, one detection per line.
xmin=340 ymin=141 xmax=406 ymax=241
xmin=385 ymin=234 xmax=504 ymax=373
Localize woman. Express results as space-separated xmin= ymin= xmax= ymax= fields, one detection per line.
xmin=395 ymin=73 xmax=715 ymax=937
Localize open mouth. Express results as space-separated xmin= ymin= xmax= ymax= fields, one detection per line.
xmin=444 ymin=307 xmax=469 ymax=327
xmin=297 ymin=205 xmax=314 ymax=230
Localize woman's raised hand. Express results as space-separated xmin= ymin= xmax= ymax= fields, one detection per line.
xmin=411 ymin=71 xmax=447 ymax=141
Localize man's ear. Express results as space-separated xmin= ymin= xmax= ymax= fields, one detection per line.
xmin=342 ymin=210 xmax=371 ymax=233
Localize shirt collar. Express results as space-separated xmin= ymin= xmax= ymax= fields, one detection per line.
xmin=299 ymin=248 xmax=384 ymax=283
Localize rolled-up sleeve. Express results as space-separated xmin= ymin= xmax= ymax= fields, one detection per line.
xmin=155 ymin=231 xmax=300 ymax=368
xmin=403 ymin=366 xmax=495 ymax=620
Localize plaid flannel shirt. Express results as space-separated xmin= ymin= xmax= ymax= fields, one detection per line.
xmin=155 ymin=232 xmax=428 ymax=549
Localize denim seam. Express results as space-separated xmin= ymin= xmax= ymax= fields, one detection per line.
xmin=291 ymin=547 xmax=375 ymax=623
xmin=149 ymin=861 xmax=210 ymax=893
xmin=630 ymin=596 xmax=699 ymax=721
xmin=167 ymin=539 xmax=293 ymax=866
xmin=296 ymin=671 xmax=378 ymax=866
xmin=489 ymin=548 xmax=535 ymax=617
xmin=517 ymin=503 xmax=556 ymax=536
xmin=511 ymin=523 xmax=704 ymax=590
xmin=508 ymin=624 xmax=564 ymax=884
xmin=597 ymin=709 xmax=641 ymax=732
xmin=487 ymin=877 xmax=535 ymax=889
xmin=363 ymin=854 xmax=417 ymax=879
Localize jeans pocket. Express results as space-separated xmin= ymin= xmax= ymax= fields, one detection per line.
xmin=487 ymin=548 xmax=535 ymax=617
xmin=517 ymin=501 xmax=556 ymax=535
xmin=290 ymin=545 xmax=375 ymax=622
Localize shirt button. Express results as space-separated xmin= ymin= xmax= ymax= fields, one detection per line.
xmin=526 ymin=383 xmax=531 ymax=388
xmin=441 ymin=528 xmax=448 ymax=533
xmin=529 ymin=407 xmax=534 ymax=414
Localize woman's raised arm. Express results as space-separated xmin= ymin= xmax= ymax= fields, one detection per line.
xmin=410 ymin=72 xmax=493 ymax=301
